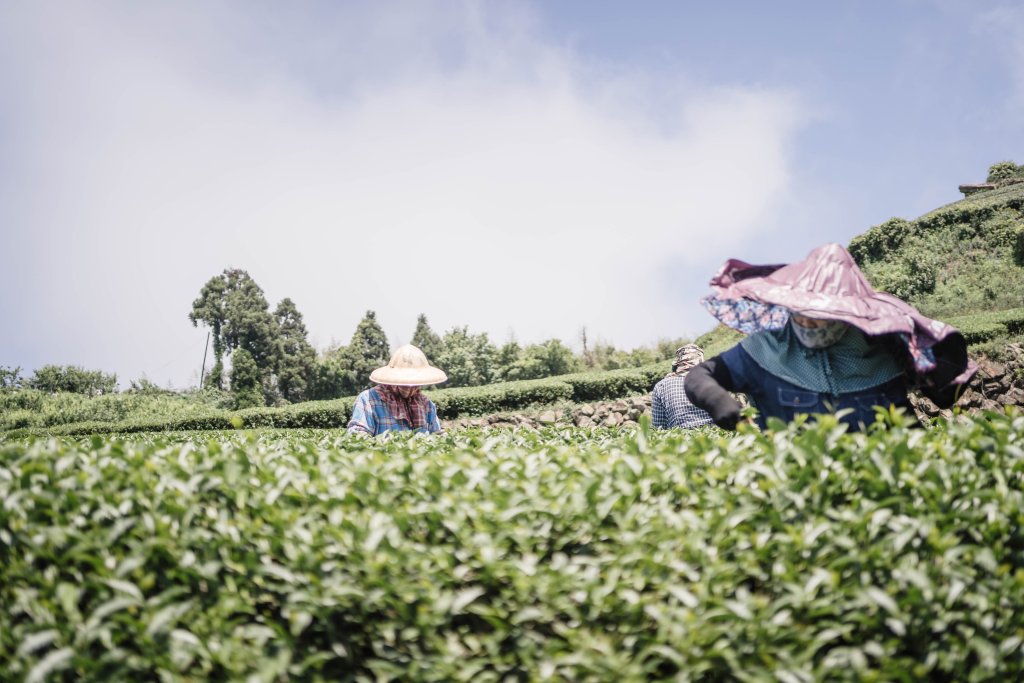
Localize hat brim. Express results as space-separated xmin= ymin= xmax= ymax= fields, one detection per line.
xmin=369 ymin=366 xmax=448 ymax=386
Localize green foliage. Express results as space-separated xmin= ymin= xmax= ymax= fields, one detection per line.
xmin=126 ymin=378 xmax=174 ymax=395
xmin=493 ymin=340 xmax=523 ymax=381
xmin=3 ymin=414 xmax=1024 ymax=680
xmin=229 ymin=348 xmax=264 ymax=410
xmin=343 ymin=310 xmax=391 ymax=393
xmin=410 ymin=314 xmax=444 ymax=362
xmin=0 ymin=365 xmax=23 ymax=389
xmin=273 ymin=298 xmax=316 ymax=403
xmin=848 ymin=217 xmax=914 ymax=266
xmin=308 ymin=345 xmax=350 ymax=401
xmin=436 ymin=326 xmax=497 ymax=388
xmin=28 ymin=364 xmax=117 ymax=396
xmin=944 ymin=307 xmax=1024 ymax=345
xmin=503 ymin=339 xmax=581 ymax=381
xmin=189 ymin=269 xmax=279 ymax=378
xmin=0 ymin=388 xmax=234 ymax=432
xmin=847 ymin=181 xmax=1024 ymax=319
xmin=6 ymin=360 xmax=675 ymax=436
xmin=694 ymin=325 xmax=745 ymax=358
xmin=986 ymin=160 xmax=1024 ymax=183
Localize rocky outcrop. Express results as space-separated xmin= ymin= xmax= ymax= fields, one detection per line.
xmin=910 ymin=342 xmax=1024 ymax=421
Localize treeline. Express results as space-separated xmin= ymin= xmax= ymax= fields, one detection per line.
xmin=0 ymin=365 xmax=118 ymax=396
xmin=187 ymin=269 xmax=685 ymax=408
xmin=2 ymin=269 xmax=685 ymax=409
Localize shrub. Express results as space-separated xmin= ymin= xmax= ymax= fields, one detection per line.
xmin=28 ymin=364 xmax=117 ymax=396
xmin=3 ymin=415 xmax=1024 ymax=680
xmin=986 ymin=160 xmax=1023 ymax=183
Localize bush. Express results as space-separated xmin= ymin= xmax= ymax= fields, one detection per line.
xmin=848 ymin=217 xmax=914 ymax=265
xmin=3 ymin=415 xmax=1024 ymax=680
xmin=946 ymin=307 xmax=1024 ymax=345
xmin=986 ymin=160 xmax=1023 ymax=183
xmin=28 ymin=364 xmax=117 ymax=396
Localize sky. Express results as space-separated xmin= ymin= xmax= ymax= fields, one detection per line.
xmin=1 ymin=0 xmax=1022 ymax=388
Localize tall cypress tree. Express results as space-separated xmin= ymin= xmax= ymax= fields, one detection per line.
xmin=343 ymin=310 xmax=390 ymax=393
xmin=274 ymin=297 xmax=316 ymax=403
xmin=410 ymin=314 xmax=443 ymax=361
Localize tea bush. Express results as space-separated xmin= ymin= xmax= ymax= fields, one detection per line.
xmin=2 ymin=413 xmax=1023 ymax=680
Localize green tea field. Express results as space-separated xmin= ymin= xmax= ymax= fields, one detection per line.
xmin=3 ymin=412 xmax=1023 ymax=681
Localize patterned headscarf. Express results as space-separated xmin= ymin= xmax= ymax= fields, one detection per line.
xmin=669 ymin=344 xmax=705 ymax=377
xmin=374 ymin=385 xmax=430 ymax=430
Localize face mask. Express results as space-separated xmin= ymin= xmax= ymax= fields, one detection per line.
xmin=791 ymin=317 xmax=848 ymax=349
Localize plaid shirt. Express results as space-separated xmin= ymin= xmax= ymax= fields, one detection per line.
xmin=651 ymin=373 xmax=714 ymax=429
xmin=347 ymin=387 xmax=443 ymax=436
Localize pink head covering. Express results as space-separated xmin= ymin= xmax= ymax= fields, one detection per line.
xmin=701 ymin=243 xmax=976 ymax=386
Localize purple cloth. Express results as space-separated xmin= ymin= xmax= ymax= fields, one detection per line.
xmin=701 ymin=243 xmax=977 ymax=386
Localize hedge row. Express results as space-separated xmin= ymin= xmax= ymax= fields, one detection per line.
xmin=4 ymin=415 xmax=1024 ymax=680
xmin=946 ymin=307 xmax=1024 ymax=345
xmin=7 ymin=363 xmax=672 ymax=437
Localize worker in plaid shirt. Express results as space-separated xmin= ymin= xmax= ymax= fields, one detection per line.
xmin=347 ymin=345 xmax=447 ymax=436
xmin=651 ymin=344 xmax=714 ymax=429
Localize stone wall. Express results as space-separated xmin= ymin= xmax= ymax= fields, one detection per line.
xmin=910 ymin=342 xmax=1024 ymax=421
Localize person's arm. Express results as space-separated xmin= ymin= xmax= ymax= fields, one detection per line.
xmin=685 ymin=356 xmax=742 ymax=430
xmin=347 ymin=392 xmax=377 ymax=435
xmin=651 ymin=385 xmax=667 ymax=429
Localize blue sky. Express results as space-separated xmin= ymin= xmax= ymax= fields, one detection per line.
xmin=1 ymin=0 xmax=1022 ymax=388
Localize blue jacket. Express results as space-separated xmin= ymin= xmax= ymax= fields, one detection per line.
xmin=687 ymin=344 xmax=912 ymax=431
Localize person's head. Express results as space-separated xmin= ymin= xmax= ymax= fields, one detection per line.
xmin=369 ymin=344 xmax=447 ymax=392
xmin=672 ymin=344 xmax=705 ymax=374
xmin=790 ymin=313 xmax=849 ymax=349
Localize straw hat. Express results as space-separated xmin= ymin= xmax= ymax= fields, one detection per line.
xmin=369 ymin=344 xmax=447 ymax=386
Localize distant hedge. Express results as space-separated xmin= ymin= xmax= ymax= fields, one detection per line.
xmin=8 ymin=362 xmax=673 ymax=437
xmin=945 ymin=307 xmax=1024 ymax=345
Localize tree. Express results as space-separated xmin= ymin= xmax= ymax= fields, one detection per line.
xmin=435 ymin=327 xmax=497 ymax=387
xmin=0 ymin=366 xmax=23 ymax=390
xmin=29 ymin=365 xmax=117 ymax=396
xmin=309 ymin=344 xmax=350 ymax=400
xmin=230 ymin=348 xmax=264 ymax=409
xmin=506 ymin=339 xmax=580 ymax=380
xmin=410 ymin=314 xmax=444 ymax=361
xmin=342 ymin=311 xmax=390 ymax=393
xmin=494 ymin=340 xmax=523 ymax=382
xmin=274 ymin=297 xmax=316 ymax=403
xmin=189 ymin=269 xmax=279 ymax=388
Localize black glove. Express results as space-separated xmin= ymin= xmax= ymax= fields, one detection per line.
xmin=686 ymin=358 xmax=742 ymax=430
xmin=705 ymin=393 xmax=742 ymax=430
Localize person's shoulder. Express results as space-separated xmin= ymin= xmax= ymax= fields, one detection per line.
xmin=652 ymin=375 xmax=675 ymax=390
xmin=356 ymin=387 xmax=378 ymax=401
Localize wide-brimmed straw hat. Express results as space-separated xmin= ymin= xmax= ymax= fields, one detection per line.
xmin=369 ymin=344 xmax=447 ymax=386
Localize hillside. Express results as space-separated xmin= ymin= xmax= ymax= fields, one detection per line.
xmin=849 ymin=180 xmax=1024 ymax=321
xmin=4 ymin=171 xmax=1024 ymax=438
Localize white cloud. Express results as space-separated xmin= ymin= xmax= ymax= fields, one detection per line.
xmin=0 ymin=1 xmax=806 ymax=386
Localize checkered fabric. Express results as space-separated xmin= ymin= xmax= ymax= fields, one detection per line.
xmin=651 ymin=374 xmax=714 ymax=429
xmin=347 ymin=386 xmax=442 ymax=436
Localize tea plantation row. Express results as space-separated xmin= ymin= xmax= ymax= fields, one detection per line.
xmin=2 ymin=413 xmax=1023 ymax=681
xmin=2 ymin=363 xmax=674 ymax=437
